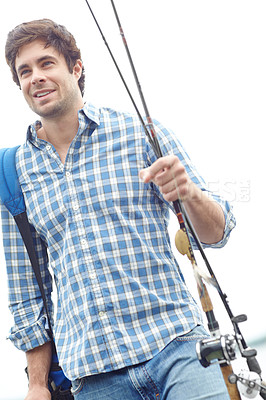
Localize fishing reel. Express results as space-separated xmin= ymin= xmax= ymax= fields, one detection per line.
xmin=229 ymin=370 xmax=265 ymax=399
xmin=196 ymin=331 xmax=266 ymax=399
xmin=196 ymin=333 xmax=237 ymax=368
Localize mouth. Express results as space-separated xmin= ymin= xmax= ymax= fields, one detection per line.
xmin=33 ymin=90 xmax=56 ymax=99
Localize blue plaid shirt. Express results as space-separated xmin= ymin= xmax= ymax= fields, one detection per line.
xmin=1 ymin=102 xmax=235 ymax=381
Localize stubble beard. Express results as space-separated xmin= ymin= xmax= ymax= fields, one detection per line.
xmin=29 ymin=81 xmax=80 ymax=120
xmin=30 ymin=95 xmax=74 ymax=120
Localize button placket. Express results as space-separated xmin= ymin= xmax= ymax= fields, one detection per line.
xmin=64 ymin=166 xmax=107 ymax=325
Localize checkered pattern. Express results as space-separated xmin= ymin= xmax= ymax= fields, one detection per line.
xmin=0 ymin=102 xmax=235 ymax=381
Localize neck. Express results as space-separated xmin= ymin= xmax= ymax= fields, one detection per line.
xmin=37 ymin=100 xmax=84 ymax=163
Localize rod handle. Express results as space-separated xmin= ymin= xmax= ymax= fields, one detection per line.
xmin=198 ymin=283 xmax=213 ymax=313
xmin=220 ymin=364 xmax=241 ymax=400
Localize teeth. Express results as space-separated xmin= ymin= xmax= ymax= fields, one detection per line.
xmin=36 ymin=91 xmax=51 ymax=98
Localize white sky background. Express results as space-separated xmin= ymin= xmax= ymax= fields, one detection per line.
xmin=0 ymin=1 xmax=265 ymax=399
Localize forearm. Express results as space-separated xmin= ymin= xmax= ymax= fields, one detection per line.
xmin=183 ymin=183 xmax=225 ymax=244
xmin=26 ymin=341 xmax=52 ymax=394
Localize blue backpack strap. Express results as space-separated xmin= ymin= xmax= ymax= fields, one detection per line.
xmin=0 ymin=145 xmax=72 ymax=394
xmin=0 ymin=146 xmax=25 ymax=216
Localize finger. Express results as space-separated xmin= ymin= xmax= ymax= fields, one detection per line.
xmin=139 ymin=163 xmax=168 ymax=183
xmin=154 ymin=161 xmax=186 ymax=187
xmin=140 ymin=165 xmax=170 ymax=184
xmin=139 ymin=155 xmax=183 ymax=185
xmin=139 ymin=167 xmax=153 ymax=183
xmin=161 ymin=184 xmax=188 ymax=202
xmin=159 ymin=179 xmax=178 ymax=196
xmin=142 ymin=156 xmax=175 ymax=180
xmin=162 ymin=188 xmax=179 ymax=202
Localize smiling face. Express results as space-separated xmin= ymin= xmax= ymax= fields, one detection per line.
xmin=15 ymin=39 xmax=83 ymax=120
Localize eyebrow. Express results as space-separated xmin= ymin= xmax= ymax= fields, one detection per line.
xmin=17 ymin=55 xmax=57 ymax=74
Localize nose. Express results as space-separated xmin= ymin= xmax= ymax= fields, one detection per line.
xmin=31 ymin=69 xmax=46 ymax=85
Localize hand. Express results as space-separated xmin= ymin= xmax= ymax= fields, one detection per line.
xmin=139 ymin=155 xmax=193 ymax=202
xmin=140 ymin=155 xmax=226 ymax=244
xmin=24 ymin=386 xmax=51 ymax=400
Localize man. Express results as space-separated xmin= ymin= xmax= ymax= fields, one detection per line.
xmin=2 ymin=19 xmax=235 ymax=399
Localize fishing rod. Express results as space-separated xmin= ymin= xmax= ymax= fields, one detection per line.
xmin=83 ymin=0 xmax=161 ymax=157
xmin=83 ymin=1 xmax=266 ymax=398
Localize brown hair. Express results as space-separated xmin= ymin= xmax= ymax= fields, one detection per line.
xmin=5 ymin=18 xmax=85 ymax=96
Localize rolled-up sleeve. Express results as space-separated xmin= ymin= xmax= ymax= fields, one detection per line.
xmin=1 ymin=204 xmax=53 ymax=352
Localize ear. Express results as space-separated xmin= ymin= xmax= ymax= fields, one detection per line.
xmin=73 ymin=59 xmax=83 ymax=81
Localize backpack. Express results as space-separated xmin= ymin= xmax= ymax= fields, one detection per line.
xmin=0 ymin=146 xmax=73 ymax=399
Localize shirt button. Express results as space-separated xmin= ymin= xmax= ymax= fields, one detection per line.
xmin=81 ymin=239 xmax=87 ymax=248
xmin=99 ymin=311 xmax=106 ymax=318
xmin=73 ymin=203 xmax=79 ymax=211
xmin=90 ymin=272 xmax=97 ymax=280
xmin=46 ymin=145 xmax=51 ymax=151
xmin=66 ymin=171 xmax=71 ymax=177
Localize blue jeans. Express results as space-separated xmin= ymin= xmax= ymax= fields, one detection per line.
xmin=71 ymin=325 xmax=230 ymax=399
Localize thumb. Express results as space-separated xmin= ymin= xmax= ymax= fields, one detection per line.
xmin=139 ymin=167 xmax=152 ymax=183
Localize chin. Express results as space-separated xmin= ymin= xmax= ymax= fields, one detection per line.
xmin=31 ymin=103 xmax=63 ymax=119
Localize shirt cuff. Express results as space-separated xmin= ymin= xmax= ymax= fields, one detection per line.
xmin=7 ymin=315 xmax=51 ymax=352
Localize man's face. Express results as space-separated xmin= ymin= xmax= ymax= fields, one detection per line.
xmin=15 ymin=39 xmax=83 ymax=119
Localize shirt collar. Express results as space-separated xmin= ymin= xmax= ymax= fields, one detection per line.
xmin=27 ymin=101 xmax=101 ymax=143
xmin=82 ymin=101 xmax=101 ymax=126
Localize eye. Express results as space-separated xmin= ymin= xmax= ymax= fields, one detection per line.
xmin=20 ymin=69 xmax=31 ymax=77
xmin=42 ymin=60 xmax=53 ymax=67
